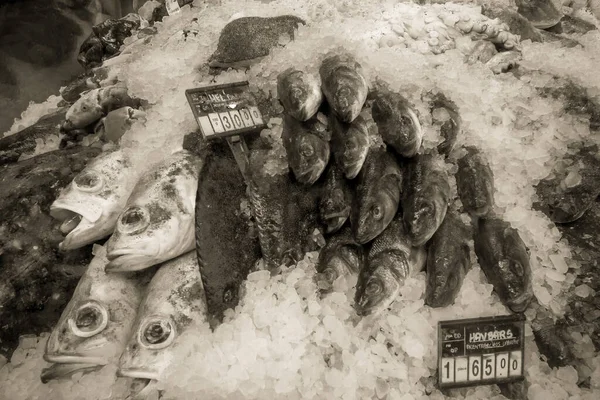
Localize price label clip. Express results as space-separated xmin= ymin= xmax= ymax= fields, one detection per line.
xmin=437 ymin=314 xmax=525 ymax=389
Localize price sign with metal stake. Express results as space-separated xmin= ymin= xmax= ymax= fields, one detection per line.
xmin=437 ymin=314 xmax=525 ymax=389
xmin=185 ymin=81 xmax=268 ymax=180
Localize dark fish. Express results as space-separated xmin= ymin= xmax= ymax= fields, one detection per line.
xmin=93 ymin=14 xmax=142 ymax=57
xmin=277 ymin=68 xmax=323 ymax=121
xmin=60 ymin=73 xmax=101 ymax=103
xmin=351 ymin=147 xmax=402 ymax=244
xmin=0 ymin=146 xmax=100 ymax=359
xmin=195 ymin=142 xmax=261 ymax=325
xmin=0 ymin=108 xmax=67 ymax=165
xmin=319 ymin=163 xmax=352 ymax=234
xmin=529 ymin=301 xmax=574 ymax=368
xmin=78 ymin=33 xmax=104 ymax=69
xmin=282 ymin=113 xmax=330 ymax=185
xmin=425 ymin=210 xmax=471 ymax=308
xmin=473 ymin=217 xmax=533 ymax=313
xmin=319 ymin=52 xmax=369 ymax=123
xmin=535 ymin=145 xmax=600 ymax=223
xmin=315 ymin=227 xmax=364 ymax=293
xmin=402 ymin=154 xmax=450 ymax=246
xmin=429 ymin=92 xmax=461 ymax=157
xmin=456 ymin=146 xmax=495 ymax=217
xmin=208 ymin=16 xmax=306 ymax=70
xmin=329 ymin=109 xmax=372 ymax=179
xmin=371 ymin=87 xmax=423 ymax=158
xmin=247 ymin=145 xmax=322 ymax=269
xmin=355 ymin=217 xmax=426 ymax=316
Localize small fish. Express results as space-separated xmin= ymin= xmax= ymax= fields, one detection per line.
xmin=41 ymin=246 xmax=148 ymax=383
xmin=402 ymin=154 xmax=450 ymax=246
xmin=473 ymin=217 xmax=533 ymax=313
xmin=277 ymin=68 xmax=323 ymax=121
xmin=329 ymin=109 xmax=373 ymax=179
xmin=456 ymin=146 xmax=495 ymax=217
xmin=319 ymin=163 xmax=352 ymax=234
xmin=351 ymin=148 xmax=402 ymax=244
xmin=315 ymin=227 xmax=364 ymax=293
xmin=429 ymin=92 xmax=461 ymax=157
xmin=355 ymin=217 xmax=426 ymax=316
xmin=195 ymin=142 xmax=261 ymax=324
xmin=282 ymin=113 xmax=331 ymax=185
xmin=117 ymin=252 xmax=207 ymax=397
xmin=371 ymin=87 xmax=423 ymax=158
xmin=105 ymin=151 xmax=202 ymax=272
xmin=529 ymin=301 xmax=574 ymax=369
xmin=425 ymin=210 xmax=471 ymax=308
xmin=61 ymin=73 xmax=101 ymax=103
xmin=319 ymin=52 xmax=369 ymax=123
xmin=50 ymin=149 xmax=140 ymax=251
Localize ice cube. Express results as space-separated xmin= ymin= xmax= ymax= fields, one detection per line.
xmin=574 ymin=284 xmax=593 ymax=298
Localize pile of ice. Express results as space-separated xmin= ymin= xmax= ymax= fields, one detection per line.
xmin=2 ymin=0 xmax=600 ymax=398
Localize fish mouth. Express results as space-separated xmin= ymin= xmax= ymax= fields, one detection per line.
xmin=323 ymin=208 xmax=350 ymax=233
xmin=118 ymin=368 xmax=160 ymax=381
xmin=50 ymin=200 xmax=106 ymax=250
xmin=41 ymin=363 xmax=103 ymax=383
xmin=105 ymin=252 xmax=159 ymax=272
xmin=124 ymin=378 xmax=159 ymax=400
xmin=507 ymin=290 xmax=534 ymax=313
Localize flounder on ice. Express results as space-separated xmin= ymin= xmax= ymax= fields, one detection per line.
xmin=118 ymin=252 xmax=208 ymax=399
xmin=41 ymin=246 xmax=149 ymax=383
xmin=371 ymin=87 xmax=423 ymax=158
xmin=282 ymin=113 xmax=331 ymax=185
xmin=329 ymin=109 xmax=373 ymax=179
xmin=319 ymin=52 xmax=369 ymax=123
xmin=105 ymin=151 xmax=202 ymax=272
xmin=50 ymin=149 xmax=140 ymax=251
xmin=351 ymin=147 xmax=403 ymax=244
xmin=277 ymin=68 xmax=323 ymax=121
xmin=473 ymin=217 xmax=533 ymax=313
xmin=319 ymin=163 xmax=353 ymax=234
xmin=456 ymin=146 xmax=495 ymax=217
xmin=425 ymin=210 xmax=471 ymax=308
xmin=402 ymin=154 xmax=450 ymax=246
xmin=315 ymin=227 xmax=364 ymax=293
xmin=355 ymin=217 xmax=426 ymax=316
xmin=195 ymin=142 xmax=261 ymax=324
xmin=208 ymin=16 xmax=305 ymax=70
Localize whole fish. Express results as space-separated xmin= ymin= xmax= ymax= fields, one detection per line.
xmin=529 ymin=300 xmax=574 ymax=368
xmin=351 ymin=148 xmax=403 ymax=244
xmin=50 ymin=149 xmax=139 ymax=251
xmin=371 ymin=88 xmax=423 ymax=158
xmin=41 ymin=245 xmax=148 ymax=383
xmin=402 ymin=154 xmax=450 ymax=246
xmin=425 ymin=210 xmax=471 ymax=308
xmin=456 ymin=146 xmax=495 ymax=217
xmin=473 ymin=217 xmax=533 ymax=313
xmin=195 ymin=142 xmax=261 ymax=324
xmin=277 ymin=68 xmax=323 ymax=121
xmin=429 ymin=92 xmax=461 ymax=157
xmin=355 ymin=218 xmax=427 ymax=316
xmin=319 ymin=52 xmax=369 ymax=123
xmin=319 ymin=163 xmax=352 ymax=234
xmin=329 ymin=109 xmax=373 ymax=179
xmin=315 ymin=227 xmax=364 ymax=293
xmin=105 ymin=150 xmax=202 ymax=272
xmin=282 ymin=113 xmax=331 ymax=185
xmin=117 ymin=252 xmax=207 ymax=398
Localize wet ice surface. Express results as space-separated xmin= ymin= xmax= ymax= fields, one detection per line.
xmin=2 ymin=0 xmax=600 ymax=399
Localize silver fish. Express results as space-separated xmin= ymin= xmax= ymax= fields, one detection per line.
xmin=277 ymin=67 xmax=323 ymax=121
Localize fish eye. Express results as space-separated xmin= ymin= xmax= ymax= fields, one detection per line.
xmin=324 ymin=268 xmax=338 ymax=283
xmin=291 ymin=87 xmax=304 ymax=99
xmin=68 ymin=301 xmax=108 ymax=338
xmin=300 ymin=142 xmax=314 ymax=157
xmin=139 ymin=317 xmax=176 ymax=350
xmin=117 ymin=206 xmax=150 ymax=234
xmin=371 ymin=205 xmax=383 ymax=220
xmin=365 ymin=280 xmax=382 ymax=296
xmin=73 ymin=171 xmax=104 ymax=192
xmin=512 ymin=261 xmax=524 ymax=277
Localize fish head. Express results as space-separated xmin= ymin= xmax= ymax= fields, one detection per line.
xmin=118 ymin=253 xmax=207 ymax=382
xmin=316 ymin=245 xmax=362 ymax=292
xmin=63 ymin=89 xmax=104 ymax=130
xmin=320 ymin=187 xmax=351 ymax=233
xmin=277 ymin=69 xmax=323 ymax=121
xmin=353 ymin=180 xmax=399 ymax=244
xmin=354 ymin=251 xmax=405 ymax=316
xmin=405 ymin=193 xmax=447 ymax=247
xmin=50 ymin=150 xmax=134 ymax=251
xmin=339 ymin=123 xmax=370 ymax=179
xmin=331 ymin=78 xmax=367 ymax=123
xmin=42 ymin=248 xmax=143 ymax=382
xmin=425 ymin=244 xmax=470 ymax=308
xmin=288 ymin=133 xmax=330 ymax=185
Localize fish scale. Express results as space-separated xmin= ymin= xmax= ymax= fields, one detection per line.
xmin=456 ymin=146 xmax=495 ymax=217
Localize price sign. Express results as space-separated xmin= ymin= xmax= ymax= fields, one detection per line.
xmin=185 ymin=81 xmax=267 ymax=140
xmin=438 ymin=314 xmax=525 ymax=389
xmin=165 ymin=0 xmax=193 ymax=15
